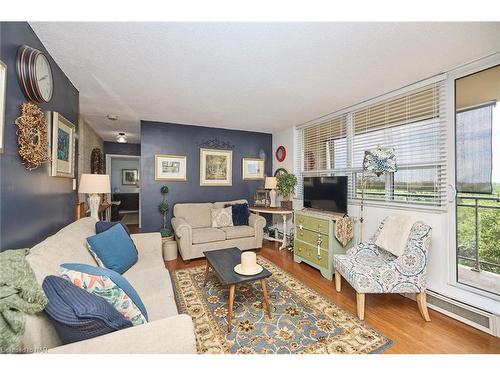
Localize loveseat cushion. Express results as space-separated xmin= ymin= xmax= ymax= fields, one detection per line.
xmin=224 ymin=203 xmax=250 ymax=226
xmin=42 ymin=276 xmax=133 ymax=345
xmin=86 ymin=224 xmax=138 ymax=274
xmin=173 ymin=203 xmax=213 ymax=228
xmin=221 ymin=225 xmax=254 ymax=240
xmin=60 ymin=263 xmax=148 ymax=325
xmin=191 ymin=228 xmax=226 ymax=244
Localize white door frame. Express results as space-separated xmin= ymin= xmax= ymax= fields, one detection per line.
xmin=446 ymin=52 xmax=500 ymax=301
xmin=105 ymin=153 xmax=141 ymax=228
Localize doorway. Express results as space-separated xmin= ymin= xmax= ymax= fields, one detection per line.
xmin=105 ymin=154 xmax=141 ymax=232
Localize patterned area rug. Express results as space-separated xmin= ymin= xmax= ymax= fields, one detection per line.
xmin=171 ymin=256 xmax=393 ymax=354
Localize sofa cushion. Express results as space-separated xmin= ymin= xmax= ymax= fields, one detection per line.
xmin=221 ymin=225 xmax=254 ymax=240
xmin=191 ymin=228 xmax=226 ymax=244
xmin=211 ymin=207 xmax=234 ymax=228
xmin=87 ymin=224 xmax=138 ymax=274
xmin=42 ymin=276 xmax=133 ymax=345
xmin=173 ymin=203 xmax=213 ymax=229
xmin=60 ymin=263 xmax=148 ymax=326
xmin=225 ymin=203 xmax=249 ymax=226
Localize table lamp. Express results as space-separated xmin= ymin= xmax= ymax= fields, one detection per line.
xmin=265 ymin=177 xmax=278 ymax=207
xmin=359 ymin=146 xmax=397 ymax=242
xmin=79 ymin=174 xmax=111 ymax=221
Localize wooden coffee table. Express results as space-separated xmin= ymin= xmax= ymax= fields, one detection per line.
xmin=203 ymin=248 xmax=272 ymax=332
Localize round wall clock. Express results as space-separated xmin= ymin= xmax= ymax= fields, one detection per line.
xmin=275 ymin=145 xmax=286 ymax=162
xmin=16 ymin=45 xmax=54 ymax=103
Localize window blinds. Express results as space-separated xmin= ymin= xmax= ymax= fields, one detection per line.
xmin=296 ymin=80 xmax=448 ymax=208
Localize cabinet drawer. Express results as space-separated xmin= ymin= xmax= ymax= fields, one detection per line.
xmin=295 ymin=241 xmax=329 ymax=268
xmin=295 ymin=214 xmax=329 ymax=235
xmin=295 ymin=227 xmax=329 ymax=250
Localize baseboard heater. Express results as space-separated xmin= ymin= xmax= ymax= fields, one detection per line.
xmin=424 ymin=290 xmax=499 ymax=337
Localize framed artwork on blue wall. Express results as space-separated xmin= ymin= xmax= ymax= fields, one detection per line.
xmin=242 ymin=157 xmax=264 ymax=180
xmin=49 ymin=112 xmax=75 ymax=178
xmin=0 ymin=59 xmax=6 ymax=154
xmin=200 ymin=148 xmax=232 ymax=186
xmin=155 ymin=154 xmax=187 ymax=181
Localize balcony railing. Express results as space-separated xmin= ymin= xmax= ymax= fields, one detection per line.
xmin=456 ymin=195 xmax=500 ymax=274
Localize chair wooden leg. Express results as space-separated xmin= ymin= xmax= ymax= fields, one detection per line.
xmin=335 ymin=271 xmax=341 ymax=292
xmin=416 ymin=292 xmax=431 ymax=322
xmin=356 ymin=293 xmax=365 ymax=320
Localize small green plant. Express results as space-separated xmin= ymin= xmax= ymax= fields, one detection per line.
xmin=276 ymin=172 xmax=297 ymax=201
xmin=159 ymin=185 xmax=170 ymax=237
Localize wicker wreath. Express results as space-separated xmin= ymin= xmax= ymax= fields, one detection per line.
xmin=15 ymin=102 xmax=50 ymax=170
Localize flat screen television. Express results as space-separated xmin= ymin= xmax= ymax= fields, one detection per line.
xmin=303 ymin=176 xmax=348 ymax=214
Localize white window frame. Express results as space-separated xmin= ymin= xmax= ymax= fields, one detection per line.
xmin=446 ymin=53 xmax=500 ymax=302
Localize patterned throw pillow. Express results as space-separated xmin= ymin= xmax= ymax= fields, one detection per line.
xmin=211 ymin=207 xmax=234 ymax=228
xmin=60 ymin=263 xmax=148 ymax=326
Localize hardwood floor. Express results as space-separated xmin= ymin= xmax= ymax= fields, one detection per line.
xmin=164 ymin=240 xmax=500 ymax=354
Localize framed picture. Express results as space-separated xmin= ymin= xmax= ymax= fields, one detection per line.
xmin=0 ymin=60 xmax=6 ymax=154
xmin=242 ymin=157 xmax=265 ymax=180
xmin=122 ymin=169 xmax=139 ymax=185
xmin=155 ymin=154 xmax=187 ymax=181
xmin=200 ymin=148 xmax=232 ymax=186
xmin=50 ymin=112 xmax=75 ymax=178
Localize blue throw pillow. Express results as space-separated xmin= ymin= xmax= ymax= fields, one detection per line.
xmin=60 ymin=263 xmax=148 ymax=325
xmin=87 ymin=224 xmax=138 ymax=274
xmin=225 ymin=203 xmax=250 ymax=226
xmin=95 ymin=221 xmax=137 ymax=255
xmin=42 ymin=276 xmax=132 ymax=345
xmin=96 ymin=221 xmax=131 ymax=236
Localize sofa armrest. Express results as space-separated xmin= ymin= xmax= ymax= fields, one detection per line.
xmin=172 ymin=217 xmax=193 ymax=260
xmin=249 ymin=213 xmax=266 ymax=229
xmin=171 ymin=217 xmax=192 ymax=239
xmin=47 ymin=314 xmax=196 ymax=354
xmin=131 ymin=232 xmax=162 ymax=255
xmin=249 ymin=213 xmax=266 ymax=248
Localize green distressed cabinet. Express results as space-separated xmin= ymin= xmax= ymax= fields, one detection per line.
xmin=293 ymin=209 xmax=353 ymax=280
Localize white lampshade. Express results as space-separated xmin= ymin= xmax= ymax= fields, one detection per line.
xmin=79 ymin=174 xmax=111 ymax=194
xmin=265 ymin=177 xmax=277 ymax=189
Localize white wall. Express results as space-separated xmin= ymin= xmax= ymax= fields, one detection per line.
xmin=111 ymin=158 xmax=140 ymax=194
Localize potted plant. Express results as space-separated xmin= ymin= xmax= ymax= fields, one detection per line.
xmin=276 ymin=172 xmax=297 ymax=210
xmin=158 ymin=185 xmax=177 ymax=260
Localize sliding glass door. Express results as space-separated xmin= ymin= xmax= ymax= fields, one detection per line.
xmin=454 ymin=65 xmax=500 ymax=296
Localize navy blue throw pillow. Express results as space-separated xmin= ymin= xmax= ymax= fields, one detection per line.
xmin=96 ymin=221 xmax=131 ymax=236
xmin=42 ymin=276 xmax=132 ymax=345
xmin=225 ymin=203 xmax=249 ymax=226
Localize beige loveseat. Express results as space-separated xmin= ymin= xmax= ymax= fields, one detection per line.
xmin=20 ymin=217 xmax=196 ymax=354
xmin=171 ymin=199 xmax=266 ymax=261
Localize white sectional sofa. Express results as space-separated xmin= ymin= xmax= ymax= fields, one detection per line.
xmin=20 ymin=217 xmax=196 ymax=354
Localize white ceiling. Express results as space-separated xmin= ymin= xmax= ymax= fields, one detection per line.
xmin=30 ymin=22 xmax=500 ymax=143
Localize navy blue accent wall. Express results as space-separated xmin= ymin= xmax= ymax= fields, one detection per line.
xmin=140 ymin=121 xmax=272 ymax=232
xmin=103 ymin=142 xmax=141 ymax=156
xmin=0 ymin=22 xmax=79 ymax=250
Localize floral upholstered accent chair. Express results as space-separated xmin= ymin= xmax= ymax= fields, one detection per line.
xmin=333 ymin=218 xmax=432 ymax=321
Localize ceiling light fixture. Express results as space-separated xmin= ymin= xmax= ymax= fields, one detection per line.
xmin=107 ymin=114 xmax=118 ymax=121
xmin=116 ymin=132 xmax=128 ymax=143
